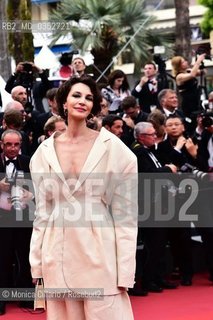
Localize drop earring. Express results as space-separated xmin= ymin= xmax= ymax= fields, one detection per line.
xmin=64 ymin=109 xmax=68 ymax=117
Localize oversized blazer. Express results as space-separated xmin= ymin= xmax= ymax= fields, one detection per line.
xmin=29 ymin=127 xmax=138 ymax=295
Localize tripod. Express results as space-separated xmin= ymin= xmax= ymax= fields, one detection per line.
xmin=198 ymin=63 xmax=208 ymax=109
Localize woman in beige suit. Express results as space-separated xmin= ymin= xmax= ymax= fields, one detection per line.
xmin=29 ymin=76 xmax=138 ymax=320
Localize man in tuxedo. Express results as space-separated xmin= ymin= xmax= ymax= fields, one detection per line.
xmin=130 ymin=122 xmax=177 ymax=296
xmin=158 ymin=89 xmax=192 ymax=135
xmin=0 ymin=129 xmax=34 ymax=315
xmin=131 ymin=62 xmax=164 ymax=113
xmin=132 ymin=122 xmax=177 ymax=173
xmin=158 ymin=89 xmax=184 ymax=118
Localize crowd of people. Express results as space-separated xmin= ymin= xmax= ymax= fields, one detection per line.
xmin=0 ymin=55 xmax=212 ymax=319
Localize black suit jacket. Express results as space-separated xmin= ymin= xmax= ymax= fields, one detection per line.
xmin=131 ymin=142 xmax=172 ymax=173
xmin=157 ymin=137 xmax=197 ymax=168
xmin=196 ymin=130 xmax=212 ymax=172
xmin=132 ymin=81 xmax=163 ymax=113
xmin=0 ymin=153 xmax=33 ymax=219
xmin=36 ymin=111 xmax=52 ymax=137
xmin=161 ymin=108 xmax=185 ymax=119
xmin=0 ymin=153 xmax=32 ymax=218
xmin=131 ymin=142 xmax=175 ymax=229
xmin=0 ymin=153 xmax=30 ymax=179
xmin=0 ymin=153 xmax=30 ymax=175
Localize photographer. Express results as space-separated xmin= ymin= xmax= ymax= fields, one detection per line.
xmin=5 ymin=61 xmax=51 ymax=113
xmin=0 ymin=129 xmax=34 ymax=315
xmin=171 ymin=54 xmax=206 ymax=133
xmin=72 ymin=56 xmax=86 ymax=77
xmin=196 ymin=113 xmax=213 ymax=172
xmin=131 ymin=61 xmax=165 ymax=113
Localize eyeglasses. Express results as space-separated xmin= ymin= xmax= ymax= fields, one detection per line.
xmin=140 ymin=132 xmax=157 ymax=137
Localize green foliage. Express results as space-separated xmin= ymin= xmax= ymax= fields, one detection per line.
xmin=198 ymin=0 xmax=213 ymax=35
xmin=199 ymin=0 xmax=213 ymax=8
xmin=50 ymin=0 xmax=169 ymax=71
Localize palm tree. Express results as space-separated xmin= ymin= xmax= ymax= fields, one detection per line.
xmin=0 ymin=0 xmax=11 ymax=80
xmin=50 ymin=0 xmax=165 ymax=81
xmin=174 ymin=0 xmax=191 ymax=62
xmin=7 ymin=0 xmax=34 ymax=64
xmin=199 ymin=0 xmax=213 ymax=36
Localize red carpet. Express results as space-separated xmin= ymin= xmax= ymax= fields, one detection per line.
xmin=131 ymin=273 xmax=213 ymax=320
xmin=2 ymin=273 xmax=213 ymax=319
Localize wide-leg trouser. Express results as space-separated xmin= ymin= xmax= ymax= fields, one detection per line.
xmin=46 ymin=291 xmax=134 ymax=320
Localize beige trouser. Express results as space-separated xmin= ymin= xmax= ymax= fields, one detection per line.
xmin=46 ymin=291 xmax=134 ymax=320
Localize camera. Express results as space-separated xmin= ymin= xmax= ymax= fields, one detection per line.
xmin=179 ymin=163 xmax=208 ymax=181
xmin=24 ymin=101 xmax=34 ymax=114
xmin=196 ymin=44 xmax=212 ymax=61
xmin=153 ymin=54 xmax=167 ymax=74
xmin=200 ymin=112 xmax=213 ymax=128
xmin=59 ymin=51 xmax=79 ymax=66
xmin=22 ymin=62 xmax=33 ymax=73
xmin=5 ymin=170 xmax=24 ymax=211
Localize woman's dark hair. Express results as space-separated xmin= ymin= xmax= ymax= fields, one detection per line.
xmin=56 ymin=76 xmax=102 ymax=119
xmin=107 ymin=70 xmax=129 ymax=91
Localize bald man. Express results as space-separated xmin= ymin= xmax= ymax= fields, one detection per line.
xmin=8 ymin=87 xmax=40 ymax=154
xmin=11 ymin=86 xmax=28 ymax=107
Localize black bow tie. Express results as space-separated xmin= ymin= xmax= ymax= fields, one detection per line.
xmin=5 ymin=159 xmax=17 ymax=166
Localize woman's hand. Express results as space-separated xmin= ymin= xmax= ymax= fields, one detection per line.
xmin=196 ymin=53 xmax=206 ymax=65
xmin=177 ymin=53 xmax=206 ymax=84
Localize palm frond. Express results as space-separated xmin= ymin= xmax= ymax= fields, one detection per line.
xmin=49 ymin=0 xmax=171 ymax=73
